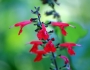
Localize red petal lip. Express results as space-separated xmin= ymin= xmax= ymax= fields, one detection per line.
xmin=34 ymin=50 xmax=46 ymax=62
xmin=68 ymin=48 xmax=75 ymax=55
xmin=30 ymin=41 xmax=43 ymax=53
xmin=18 ymin=28 xmax=23 ymax=35
xmin=61 ymin=28 xmax=67 ymax=36
xmin=34 ymin=54 xmax=42 ymax=62
xmin=29 ymin=44 xmax=38 ymax=53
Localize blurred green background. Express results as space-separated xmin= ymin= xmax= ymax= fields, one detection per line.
xmin=0 ymin=0 xmax=90 ymax=70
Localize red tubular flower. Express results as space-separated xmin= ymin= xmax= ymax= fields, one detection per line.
xmin=10 ymin=18 xmax=37 ymax=35
xmin=59 ymin=43 xmax=81 ymax=55
xmin=60 ymin=55 xmax=69 ymax=64
xmin=29 ymin=41 xmax=43 ymax=53
xmin=34 ymin=50 xmax=46 ymax=62
xmin=51 ymin=22 xmax=75 ymax=36
xmin=37 ymin=23 xmax=49 ymax=40
xmin=44 ymin=40 xmax=56 ymax=53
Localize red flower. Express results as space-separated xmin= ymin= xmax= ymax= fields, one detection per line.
xmin=59 ymin=55 xmax=69 ymax=64
xmin=29 ymin=41 xmax=43 ymax=53
xmin=37 ymin=23 xmax=49 ymax=40
xmin=10 ymin=18 xmax=36 ymax=35
xmin=59 ymin=43 xmax=81 ymax=55
xmin=44 ymin=40 xmax=56 ymax=53
xmin=51 ymin=22 xmax=75 ymax=36
xmin=34 ymin=50 xmax=46 ymax=62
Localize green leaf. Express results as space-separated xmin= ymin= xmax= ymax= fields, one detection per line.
xmin=64 ymin=22 xmax=87 ymax=42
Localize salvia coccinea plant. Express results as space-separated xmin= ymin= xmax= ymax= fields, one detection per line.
xmin=10 ymin=0 xmax=81 ymax=70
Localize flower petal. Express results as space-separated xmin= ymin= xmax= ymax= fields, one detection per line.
xmin=30 ymin=41 xmax=43 ymax=45
xmin=37 ymin=23 xmax=49 ymax=40
xmin=60 ymin=55 xmax=69 ymax=64
xmin=44 ymin=45 xmax=50 ymax=52
xmin=61 ymin=28 xmax=67 ymax=36
xmin=51 ymin=22 xmax=70 ymax=36
xmin=18 ymin=27 xmax=23 ymax=35
xmin=34 ymin=50 xmax=46 ymax=62
xmin=68 ymin=48 xmax=75 ymax=55
xmin=14 ymin=20 xmax=32 ymax=35
xmin=34 ymin=54 xmax=42 ymax=62
xmin=37 ymin=30 xmax=43 ymax=40
xmin=44 ymin=40 xmax=56 ymax=53
xmin=51 ymin=44 xmax=56 ymax=52
xmin=29 ymin=44 xmax=38 ymax=53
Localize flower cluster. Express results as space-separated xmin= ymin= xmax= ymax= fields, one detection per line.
xmin=10 ymin=5 xmax=81 ymax=70
xmin=10 ymin=17 xmax=80 ymax=59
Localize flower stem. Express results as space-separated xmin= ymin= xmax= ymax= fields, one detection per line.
xmin=35 ymin=7 xmax=59 ymax=70
xmin=38 ymin=14 xmax=41 ymax=24
xmin=51 ymin=52 xmax=58 ymax=70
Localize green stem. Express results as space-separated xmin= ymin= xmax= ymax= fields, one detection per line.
xmin=51 ymin=52 xmax=58 ymax=70
xmin=35 ymin=7 xmax=59 ymax=70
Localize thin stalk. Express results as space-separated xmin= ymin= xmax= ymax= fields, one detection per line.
xmin=37 ymin=12 xmax=42 ymax=25
xmin=52 ymin=52 xmax=58 ymax=70
xmin=35 ymin=7 xmax=58 ymax=70
xmin=38 ymin=14 xmax=41 ymax=24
